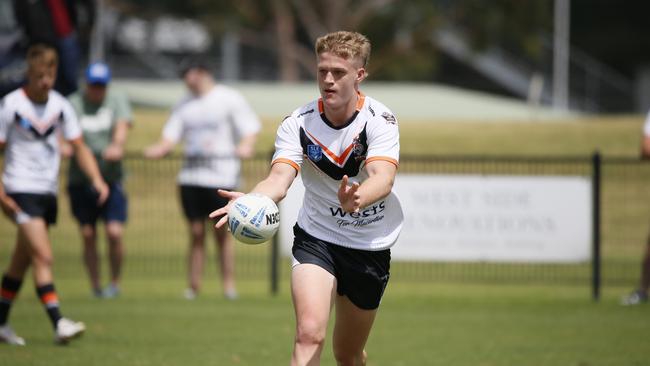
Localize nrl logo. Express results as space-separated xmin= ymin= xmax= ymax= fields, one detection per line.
xmin=307 ymin=144 xmax=323 ymax=162
xmin=381 ymin=112 xmax=397 ymax=125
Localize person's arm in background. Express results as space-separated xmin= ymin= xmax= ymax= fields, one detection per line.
xmin=70 ymin=137 xmax=109 ymax=204
xmin=0 ymin=142 xmax=22 ymax=220
xmin=143 ymin=137 xmax=175 ymax=159
xmin=236 ymin=133 xmax=257 ymax=159
xmin=103 ymin=120 xmax=129 ymax=161
xmin=642 ymin=112 xmax=650 ymax=160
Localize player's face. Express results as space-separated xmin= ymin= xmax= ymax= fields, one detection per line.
xmin=27 ymin=63 xmax=57 ymax=96
xmin=86 ymin=83 xmax=107 ymax=104
xmin=183 ymin=68 xmax=204 ymax=95
xmin=317 ymin=52 xmax=366 ymax=111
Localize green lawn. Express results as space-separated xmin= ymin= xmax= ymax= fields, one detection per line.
xmin=1 ymin=109 xmax=649 ymax=365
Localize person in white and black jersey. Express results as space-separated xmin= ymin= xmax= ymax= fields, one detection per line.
xmin=144 ymin=59 xmax=261 ymax=300
xmin=211 ymin=31 xmax=403 ymax=366
xmin=621 ymin=111 xmax=650 ymax=306
xmin=0 ymin=44 xmax=109 ymax=345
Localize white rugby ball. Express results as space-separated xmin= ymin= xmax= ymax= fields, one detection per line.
xmin=228 ymin=193 xmax=280 ymax=245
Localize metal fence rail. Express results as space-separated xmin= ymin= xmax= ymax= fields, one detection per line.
xmin=0 ymin=153 xmax=647 ymax=293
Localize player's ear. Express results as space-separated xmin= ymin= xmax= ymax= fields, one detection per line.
xmin=357 ymin=67 xmax=367 ymax=82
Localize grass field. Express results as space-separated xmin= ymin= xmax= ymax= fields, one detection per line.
xmin=1 ymin=109 xmax=650 ymax=365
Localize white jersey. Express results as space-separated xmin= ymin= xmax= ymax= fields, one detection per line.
xmin=163 ymin=85 xmax=261 ymax=188
xmin=644 ymin=110 xmax=650 ymax=137
xmin=0 ymin=88 xmax=81 ymax=194
xmin=273 ymin=93 xmax=403 ymax=251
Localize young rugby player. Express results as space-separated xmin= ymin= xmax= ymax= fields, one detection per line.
xmin=211 ymin=31 xmax=403 ymax=366
xmin=621 ymin=112 xmax=650 ymax=305
xmin=0 ymin=44 xmax=109 ymax=345
xmin=145 ymin=59 xmax=261 ymax=300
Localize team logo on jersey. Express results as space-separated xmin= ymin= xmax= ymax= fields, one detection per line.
xmin=352 ymin=135 xmax=365 ymax=157
xmin=381 ymin=112 xmax=396 ymax=125
xmin=307 ymin=144 xmax=323 ymax=162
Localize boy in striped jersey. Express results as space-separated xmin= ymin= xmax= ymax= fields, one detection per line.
xmin=212 ymin=31 xmax=403 ymax=365
xmin=0 ymin=44 xmax=108 ymax=345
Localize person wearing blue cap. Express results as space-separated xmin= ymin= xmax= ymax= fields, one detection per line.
xmin=65 ymin=62 xmax=133 ymax=298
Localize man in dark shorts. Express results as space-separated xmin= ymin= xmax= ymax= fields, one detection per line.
xmin=65 ymin=62 xmax=132 ymax=298
xmin=144 ymin=59 xmax=260 ymax=299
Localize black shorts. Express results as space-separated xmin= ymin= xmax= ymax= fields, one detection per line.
xmin=291 ymin=224 xmax=391 ymax=310
xmin=68 ymin=182 xmax=128 ymax=225
xmin=179 ymin=185 xmax=231 ymax=220
xmin=8 ymin=193 xmax=58 ymax=225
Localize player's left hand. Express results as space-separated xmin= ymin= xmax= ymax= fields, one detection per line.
xmin=103 ymin=144 xmax=124 ymax=161
xmin=92 ymin=179 xmax=110 ymax=206
xmin=209 ymin=189 xmax=245 ymax=229
xmin=338 ymin=175 xmax=361 ymax=213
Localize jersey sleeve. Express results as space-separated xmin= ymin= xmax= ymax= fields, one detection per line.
xmin=228 ymin=91 xmax=261 ymax=138
xmin=61 ymin=99 xmax=82 ymax=141
xmin=365 ymin=112 xmax=400 ymax=167
xmin=161 ymin=111 xmax=184 ymax=143
xmin=271 ymin=116 xmax=302 ymax=172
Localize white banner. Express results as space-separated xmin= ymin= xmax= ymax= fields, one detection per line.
xmin=279 ymin=174 xmax=592 ymax=263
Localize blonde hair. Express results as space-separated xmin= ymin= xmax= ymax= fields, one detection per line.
xmin=315 ymin=31 xmax=371 ymax=68
xmin=26 ymin=44 xmax=58 ymax=70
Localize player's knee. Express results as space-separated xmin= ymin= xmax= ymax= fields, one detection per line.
xmin=333 ymin=347 xmax=363 ymax=366
xmin=32 ymin=251 xmax=54 ymax=268
xmin=295 ymin=319 xmax=326 ymax=348
xmin=106 ymin=224 xmax=123 ymax=243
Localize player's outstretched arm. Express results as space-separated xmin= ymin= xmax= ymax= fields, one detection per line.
xmin=338 ymin=160 xmax=397 ymax=213
xmin=641 ymin=136 xmax=650 ymax=160
xmin=70 ymin=137 xmax=110 ymax=205
xmin=209 ymin=162 xmax=297 ymax=229
xmin=143 ymin=138 xmax=175 ymax=159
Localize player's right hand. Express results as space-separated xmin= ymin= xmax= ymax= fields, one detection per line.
xmin=209 ymin=189 xmax=245 ymax=229
xmin=0 ymin=194 xmax=21 ymax=221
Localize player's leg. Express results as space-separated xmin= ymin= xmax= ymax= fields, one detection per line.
xmin=101 ymin=182 xmax=128 ymax=298
xmin=69 ymin=184 xmax=102 ymax=296
xmin=331 ymin=246 xmax=391 ymax=365
xmin=213 ymin=223 xmax=237 ymax=299
xmin=0 ymin=229 xmax=32 ymax=345
xmin=291 ymin=263 xmax=336 ymax=366
xmin=640 ymin=237 xmax=650 ymax=293
xmin=622 ymin=234 xmax=650 ymax=305
xmin=187 ymin=219 xmax=206 ymax=297
xmin=332 ymin=296 xmax=376 ymax=366
xmin=104 ymin=221 xmax=124 ymax=297
xmin=80 ymin=224 xmax=101 ymax=296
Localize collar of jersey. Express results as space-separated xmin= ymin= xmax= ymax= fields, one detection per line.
xmin=317 ymin=92 xmax=365 ymax=130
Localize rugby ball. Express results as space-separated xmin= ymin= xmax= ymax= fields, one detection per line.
xmin=228 ymin=193 xmax=280 ymax=245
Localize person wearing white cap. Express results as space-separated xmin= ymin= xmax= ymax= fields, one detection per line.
xmin=65 ymin=61 xmax=133 ymax=298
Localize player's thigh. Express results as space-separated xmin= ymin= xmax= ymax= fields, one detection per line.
xmin=332 ymin=294 xmax=377 ymax=357
xmin=17 ymin=218 xmax=52 ymax=263
xmin=291 ymin=264 xmax=337 ymax=335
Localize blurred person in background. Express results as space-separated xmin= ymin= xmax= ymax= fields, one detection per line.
xmin=144 ymin=59 xmax=261 ymax=300
xmin=0 ymin=44 xmax=108 ymax=345
xmin=621 ymin=111 xmax=650 ymax=305
xmin=13 ymin=0 xmax=95 ymax=96
xmin=63 ymin=62 xmax=132 ymax=298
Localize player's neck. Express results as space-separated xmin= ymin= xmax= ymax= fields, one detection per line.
xmin=196 ymin=79 xmax=216 ymax=96
xmin=24 ymin=85 xmax=49 ymax=104
xmin=323 ymin=94 xmax=359 ymax=127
